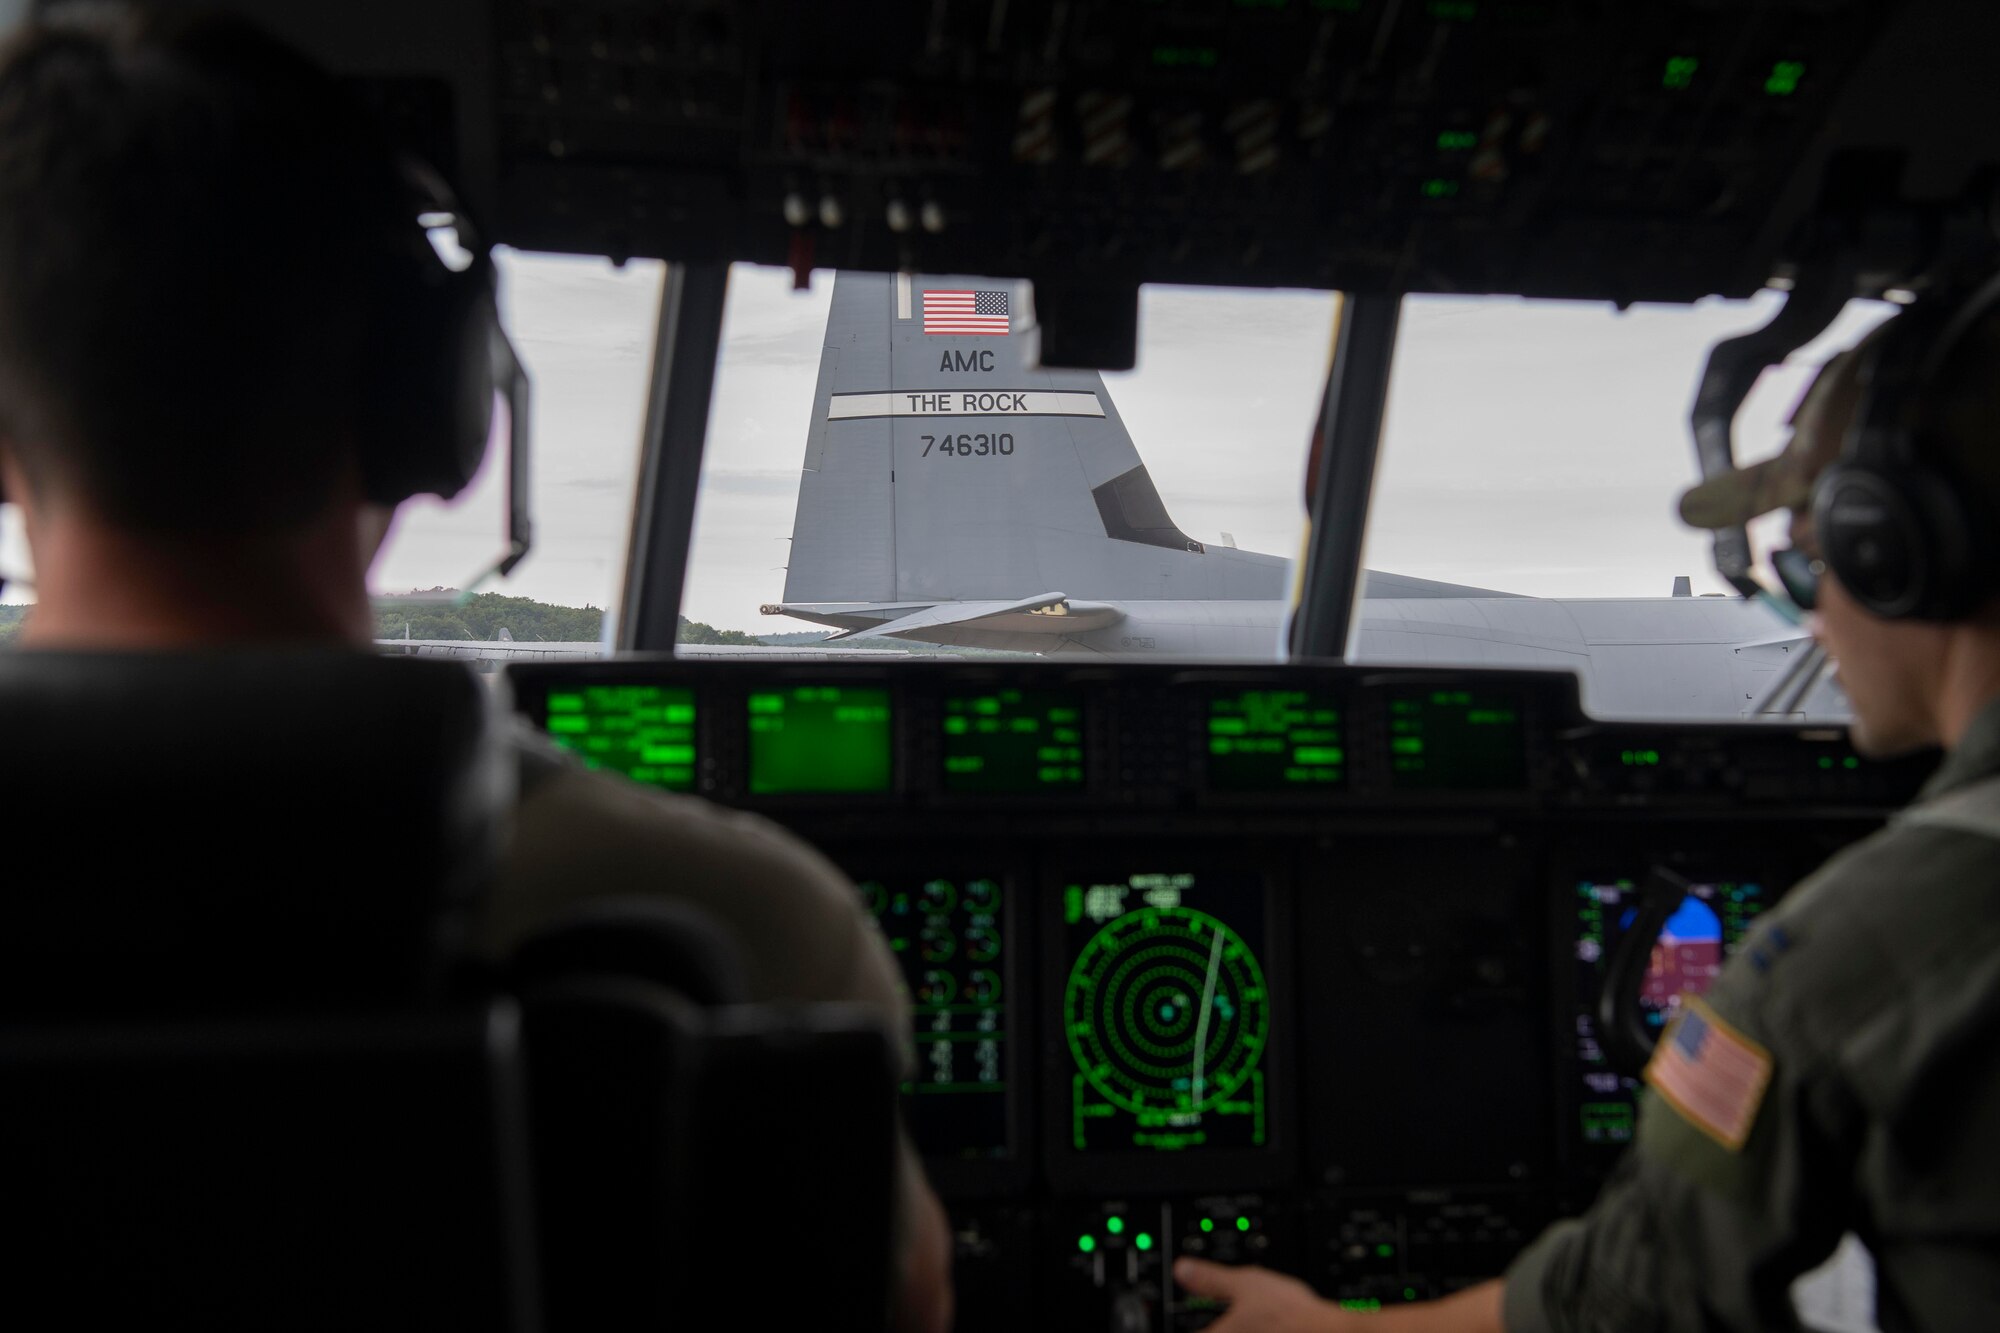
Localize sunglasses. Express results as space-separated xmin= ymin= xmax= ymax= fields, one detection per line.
xmin=1771 ymin=545 xmax=1826 ymax=613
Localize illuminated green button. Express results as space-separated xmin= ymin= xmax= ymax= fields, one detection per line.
xmin=1106 ymin=1217 xmax=1125 ymax=1235
xmin=1765 ymin=60 xmax=1805 ymax=96
xmin=1078 ymin=1235 xmax=1096 ymax=1254
xmin=1135 ymin=1233 xmax=1154 ymax=1251
xmin=1236 ymin=1217 xmax=1251 ymax=1233
xmin=1199 ymin=1218 xmax=1214 ymax=1233
xmin=1377 ymin=1243 xmax=1395 ymax=1257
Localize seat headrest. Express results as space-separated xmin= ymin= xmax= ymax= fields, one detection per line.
xmin=0 ymin=650 xmax=510 ymax=1015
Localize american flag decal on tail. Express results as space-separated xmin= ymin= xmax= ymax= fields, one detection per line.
xmin=924 ymin=289 xmax=1010 ymax=335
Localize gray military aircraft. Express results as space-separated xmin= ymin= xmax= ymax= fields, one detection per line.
xmin=764 ymin=271 xmax=1846 ymax=723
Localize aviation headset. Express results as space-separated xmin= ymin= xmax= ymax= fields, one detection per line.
xmin=0 ymin=155 xmax=501 ymax=513
xmin=358 ymin=155 xmax=505 ymax=508
xmin=1811 ymin=270 xmax=2000 ymax=621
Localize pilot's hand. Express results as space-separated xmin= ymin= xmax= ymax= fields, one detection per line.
xmin=1175 ymin=1257 xmax=1346 ymax=1333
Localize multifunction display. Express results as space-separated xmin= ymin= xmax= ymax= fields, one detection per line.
xmin=860 ymin=874 xmax=1008 ymax=1160
xmin=1572 ymin=877 xmax=1769 ymax=1150
xmin=542 ymin=684 xmax=697 ymax=792
xmin=746 ymin=685 xmax=892 ymax=795
xmin=1206 ymin=689 xmax=1344 ymax=791
xmin=1385 ymin=688 xmax=1527 ymax=791
xmin=509 ymin=663 xmax=1931 ymax=811
xmin=1059 ymin=872 xmax=1272 ymax=1154
xmin=941 ymin=689 xmax=1084 ymax=793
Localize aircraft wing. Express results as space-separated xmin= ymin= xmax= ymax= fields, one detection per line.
xmin=792 ymin=593 xmax=1126 ymax=642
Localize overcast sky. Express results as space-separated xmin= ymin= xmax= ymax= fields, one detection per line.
xmin=0 ymin=253 xmax=1894 ymax=628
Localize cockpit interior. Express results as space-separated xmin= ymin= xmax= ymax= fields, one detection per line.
xmin=2 ymin=2 xmax=1994 ymax=1330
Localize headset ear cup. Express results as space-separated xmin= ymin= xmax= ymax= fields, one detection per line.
xmin=401 ymin=270 xmax=495 ymax=502
xmin=357 ymin=256 xmax=496 ymax=506
xmin=1815 ymin=463 xmax=1929 ymax=619
xmin=1812 ymin=460 xmax=1986 ymax=621
xmin=443 ymin=283 xmax=498 ymax=498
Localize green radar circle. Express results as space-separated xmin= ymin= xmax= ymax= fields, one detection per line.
xmin=1063 ymin=907 xmax=1269 ymax=1116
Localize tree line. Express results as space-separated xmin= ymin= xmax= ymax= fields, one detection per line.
xmin=373 ymin=592 xmax=760 ymax=645
xmin=374 ymin=592 xmax=606 ymax=643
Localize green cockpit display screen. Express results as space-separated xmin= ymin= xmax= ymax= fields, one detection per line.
xmin=1060 ymin=872 xmax=1272 ymax=1154
xmin=1205 ymin=689 xmax=1344 ymax=791
xmin=942 ymin=689 xmax=1085 ymax=792
xmin=542 ymin=684 xmax=697 ymax=791
xmin=1385 ymin=687 xmax=1527 ymax=791
xmin=860 ymin=874 xmax=1008 ymax=1160
xmin=747 ymin=685 xmax=893 ymax=795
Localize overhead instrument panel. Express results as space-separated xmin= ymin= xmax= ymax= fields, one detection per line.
xmin=460 ymin=0 xmax=1932 ymax=303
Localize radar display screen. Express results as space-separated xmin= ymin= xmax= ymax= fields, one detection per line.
xmin=1572 ymin=878 xmax=1769 ymax=1151
xmin=1385 ymin=688 xmax=1527 ymax=790
xmin=746 ymin=685 xmax=892 ymax=795
xmin=1206 ymin=689 xmax=1344 ymax=791
xmin=941 ymin=689 xmax=1085 ymax=792
xmin=542 ymin=684 xmax=697 ymax=792
xmin=859 ymin=874 xmax=1008 ymax=1160
xmin=1060 ymin=872 xmax=1272 ymax=1154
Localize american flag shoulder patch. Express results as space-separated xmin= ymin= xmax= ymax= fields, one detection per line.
xmin=1644 ymin=997 xmax=1773 ymax=1151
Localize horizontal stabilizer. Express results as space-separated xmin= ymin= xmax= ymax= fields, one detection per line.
xmin=787 ymin=593 xmax=1127 ymax=642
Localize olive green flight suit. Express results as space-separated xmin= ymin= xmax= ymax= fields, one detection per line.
xmin=1506 ymin=701 xmax=2000 ymax=1333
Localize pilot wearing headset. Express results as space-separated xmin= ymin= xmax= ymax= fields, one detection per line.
xmin=1182 ymin=288 xmax=2000 ymax=1332
xmin=0 ymin=8 xmax=951 ymax=1330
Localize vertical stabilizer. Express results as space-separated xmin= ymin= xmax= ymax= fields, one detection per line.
xmin=782 ymin=272 xmax=1286 ymax=606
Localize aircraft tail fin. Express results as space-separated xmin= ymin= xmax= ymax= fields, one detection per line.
xmin=781 ymin=272 xmax=1286 ymax=607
